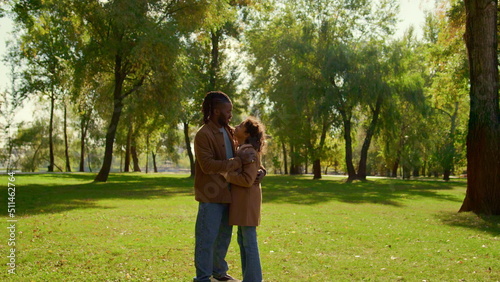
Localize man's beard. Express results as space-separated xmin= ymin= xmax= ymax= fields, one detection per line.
xmin=218 ymin=115 xmax=228 ymax=126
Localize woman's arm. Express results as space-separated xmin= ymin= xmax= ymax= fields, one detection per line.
xmin=226 ymin=162 xmax=259 ymax=188
xmin=225 ymin=147 xmax=259 ymax=187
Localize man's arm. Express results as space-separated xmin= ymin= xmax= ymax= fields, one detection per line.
xmin=194 ymin=130 xmax=241 ymax=174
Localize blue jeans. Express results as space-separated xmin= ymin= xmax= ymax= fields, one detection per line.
xmin=237 ymin=226 xmax=262 ymax=282
xmin=194 ymin=202 xmax=233 ymax=282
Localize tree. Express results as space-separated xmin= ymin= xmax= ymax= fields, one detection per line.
xmin=68 ymin=0 xmax=214 ymax=182
xmin=423 ymin=3 xmax=469 ymax=181
xmin=0 ymin=65 xmax=19 ymax=170
xmin=73 ymin=86 xmax=99 ymax=172
xmin=459 ymin=0 xmax=500 ymax=215
xmin=12 ymin=120 xmax=50 ymax=172
xmin=329 ymin=33 xmax=425 ymax=182
xmin=335 ymin=43 xmax=392 ymax=182
xmin=246 ymin=0 xmax=402 ymax=180
xmin=80 ymin=0 xmax=159 ymax=181
xmin=12 ymin=0 xmax=78 ymax=172
xmin=174 ymin=0 xmax=247 ymax=177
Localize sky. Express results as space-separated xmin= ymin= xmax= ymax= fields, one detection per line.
xmin=0 ymin=0 xmax=435 ymax=123
xmin=396 ymin=0 xmax=434 ymax=38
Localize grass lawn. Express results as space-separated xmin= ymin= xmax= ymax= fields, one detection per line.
xmin=1 ymin=173 xmax=499 ymax=281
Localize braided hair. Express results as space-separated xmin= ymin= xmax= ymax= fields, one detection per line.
xmin=242 ymin=117 xmax=266 ymax=153
xmin=202 ymin=91 xmax=232 ymax=124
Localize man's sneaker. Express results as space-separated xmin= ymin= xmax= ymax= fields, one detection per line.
xmin=211 ymin=274 xmax=239 ymax=281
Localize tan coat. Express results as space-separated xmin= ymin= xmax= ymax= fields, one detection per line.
xmin=193 ymin=121 xmax=242 ymax=203
xmin=226 ymin=146 xmax=262 ymax=226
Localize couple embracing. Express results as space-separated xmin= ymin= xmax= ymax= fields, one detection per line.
xmin=193 ymin=91 xmax=266 ymax=282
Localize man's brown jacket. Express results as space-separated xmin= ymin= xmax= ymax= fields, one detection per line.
xmin=193 ymin=121 xmax=241 ymax=203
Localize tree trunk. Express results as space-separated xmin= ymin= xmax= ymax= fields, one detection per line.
xmin=152 ymin=152 xmax=158 ymax=173
xmin=442 ymin=101 xmax=459 ymax=181
xmin=145 ymin=133 xmax=149 ymax=174
xmin=443 ymin=169 xmax=451 ymax=181
xmin=124 ymin=123 xmax=132 ymax=172
xmin=209 ymin=29 xmax=223 ymax=90
xmin=94 ymin=97 xmax=123 ymax=181
xmin=48 ymin=93 xmax=55 ymax=172
xmin=304 ymin=154 xmax=308 ymax=174
xmin=87 ymin=148 xmax=92 ymax=172
xmin=64 ymin=103 xmax=71 ymax=172
xmin=94 ymin=56 xmax=126 ymax=182
xmin=340 ymin=109 xmax=357 ymax=182
xmin=289 ymin=144 xmax=300 ymax=175
xmin=357 ymin=94 xmax=383 ymax=181
xmin=131 ymin=144 xmax=141 ymax=172
xmin=391 ymin=158 xmax=399 ymax=178
xmin=282 ymin=141 xmax=288 ymax=175
xmin=312 ymin=117 xmax=329 ymax=180
xmin=183 ymin=121 xmax=195 ymax=177
xmin=403 ymin=164 xmax=411 ymax=179
xmin=79 ymin=117 xmax=88 ymax=172
xmin=312 ymin=159 xmax=322 ymax=179
xmin=459 ymin=0 xmax=500 ymax=215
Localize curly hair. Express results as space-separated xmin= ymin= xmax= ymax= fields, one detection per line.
xmin=202 ymin=91 xmax=232 ymax=124
xmin=242 ymin=117 xmax=266 ymax=153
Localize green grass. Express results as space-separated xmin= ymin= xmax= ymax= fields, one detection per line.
xmin=1 ymin=173 xmax=499 ymax=281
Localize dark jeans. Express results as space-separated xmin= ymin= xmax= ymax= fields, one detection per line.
xmin=237 ymin=226 xmax=262 ymax=282
xmin=194 ymin=202 xmax=233 ymax=282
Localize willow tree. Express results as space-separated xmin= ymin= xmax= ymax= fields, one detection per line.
xmin=247 ymin=0 xmax=403 ymax=180
xmin=459 ymin=0 xmax=500 ymax=215
xmin=68 ymin=0 xmax=214 ymax=182
xmin=246 ymin=3 xmax=325 ymax=176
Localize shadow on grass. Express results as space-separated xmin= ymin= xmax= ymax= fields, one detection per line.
xmin=8 ymin=173 xmax=194 ymax=216
xmin=262 ymin=175 xmax=464 ymax=207
xmin=5 ymin=173 xmax=467 ymax=216
xmin=435 ymin=211 xmax=500 ymax=236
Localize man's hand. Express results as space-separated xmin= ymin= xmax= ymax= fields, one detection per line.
xmin=254 ymin=169 xmax=266 ymax=184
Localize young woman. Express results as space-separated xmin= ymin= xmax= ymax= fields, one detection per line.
xmin=223 ymin=117 xmax=266 ymax=282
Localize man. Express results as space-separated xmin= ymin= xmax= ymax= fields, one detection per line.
xmin=193 ymin=91 xmax=260 ymax=282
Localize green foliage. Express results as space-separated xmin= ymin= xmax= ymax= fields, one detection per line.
xmin=11 ymin=120 xmax=50 ymax=172
xmin=12 ymin=0 xmax=77 ymax=100
xmin=422 ymin=0 xmax=469 ymax=178
xmin=245 ymin=0 xmax=430 ymax=179
xmin=0 ymin=90 xmax=17 ymax=169
xmin=2 ymin=0 xmax=472 ymax=181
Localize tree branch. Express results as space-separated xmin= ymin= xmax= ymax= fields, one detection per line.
xmin=121 ymin=75 xmax=146 ymax=99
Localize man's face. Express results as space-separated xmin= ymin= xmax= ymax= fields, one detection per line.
xmin=215 ymin=102 xmax=233 ymax=126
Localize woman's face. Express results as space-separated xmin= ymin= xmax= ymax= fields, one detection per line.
xmin=234 ymin=122 xmax=249 ymax=142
